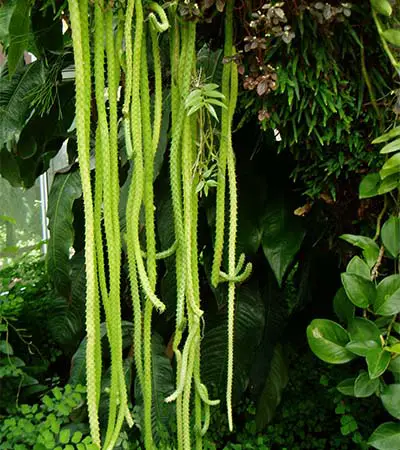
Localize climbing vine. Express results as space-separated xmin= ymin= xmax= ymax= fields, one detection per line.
xmin=66 ymin=0 xmax=249 ymax=448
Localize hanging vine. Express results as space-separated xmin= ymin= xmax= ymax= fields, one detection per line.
xmin=67 ymin=0 xmax=251 ymax=447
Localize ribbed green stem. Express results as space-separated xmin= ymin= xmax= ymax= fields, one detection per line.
xmin=226 ymin=48 xmax=239 ymax=433
xmin=211 ymin=0 xmax=234 ymax=287
xmin=67 ymin=0 xmax=100 ymax=446
xmin=141 ymin=25 xmax=157 ymax=450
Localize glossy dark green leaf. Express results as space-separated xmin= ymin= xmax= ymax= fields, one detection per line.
xmin=261 ymin=196 xmax=305 ymax=286
xmin=255 ymin=344 xmax=288 ymax=430
xmin=47 ymin=169 xmax=82 ymax=297
xmin=366 ymin=348 xmax=390 ymax=379
xmin=354 ymin=371 xmax=379 ymax=398
xmin=8 ymin=0 xmax=31 ymax=77
xmin=340 ymin=234 xmax=379 ymax=268
xmin=381 ymin=384 xmax=400 ymax=419
xmin=307 ymin=319 xmax=355 ymax=364
xmin=333 ymin=287 xmax=355 ymax=325
xmin=375 ymin=275 xmax=400 ymax=316
xmin=346 ymin=340 xmax=380 ymax=357
xmin=348 ymin=317 xmax=381 ymax=342
xmin=381 ymin=217 xmax=400 ymax=258
xmin=337 ymin=378 xmax=356 ymax=396
xmin=369 ymin=423 xmax=400 ymax=450
xmin=0 ymin=0 xmax=16 ymax=44
xmin=359 ymin=173 xmax=380 ymax=199
xmin=346 ymin=256 xmax=370 ymax=280
xmin=389 ymin=357 xmax=400 ymax=373
xmin=341 ymin=273 xmax=376 ymax=308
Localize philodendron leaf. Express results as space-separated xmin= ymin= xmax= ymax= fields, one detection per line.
xmin=346 ymin=340 xmax=380 ymax=357
xmin=255 ymin=344 xmax=288 ymax=431
xmin=389 ymin=357 xmax=400 ymax=373
xmin=374 ymin=275 xmax=400 ymax=316
xmin=380 ymin=138 xmax=400 ymax=154
xmin=307 ymin=319 xmax=355 ymax=364
xmin=366 ymin=348 xmax=391 ymax=379
xmin=337 ymin=378 xmax=356 ymax=397
xmin=333 ymin=287 xmax=355 ymax=325
xmin=340 ymin=234 xmax=379 ymax=268
xmin=346 ymin=256 xmax=370 ymax=280
xmin=341 ymin=273 xmax=376 ymax=308
xmin=359 ymin=173 xmax=380 ymax=199
xmin=381 ymin=217 xmax=400 ymax=258
xmin=47 ymin=169 xmax=82 ymax=297
xmin=354 ymin=371 xmax=379 ymax=398
xmin=373 ymin=127 xmax=400 ymax=144
xmin=261 ymin=196 xmax=305 ymax=286
xmin=381 ymin=384 xmax=400 ymax=419
xmin=369 ymin=422 xmax=400 ymax=450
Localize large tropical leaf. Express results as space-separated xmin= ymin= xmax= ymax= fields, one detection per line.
xmin=48 ymin=254 xmax=87 ymax=354
xmin=0 ymin=61 xmax=46 ymax=149
xmin=7 ymin=0 xmax=32 ymax=76
xmin=47 ymin=168 xmax=82 ymax=297
xmin=255 ymin=344 xmax=289 ymax=430
xmin=0 ymin=0 xmax=16 ymax=45
xmin=134 ymin=333 xmax=175 ymax=444
xmin=201 ymin=285 xmax=265 ymax=402
xmin=261 ymin=194 xmax=305 ymax=286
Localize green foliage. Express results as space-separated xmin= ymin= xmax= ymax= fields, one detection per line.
xmin=308 ymin=218 xmax=400 ymax=447
xmin=0 ymin=384 xmax=96 ymax=450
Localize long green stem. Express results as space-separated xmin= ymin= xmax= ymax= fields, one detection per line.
xmin=67 ymin=0 xmax=100 ymax=445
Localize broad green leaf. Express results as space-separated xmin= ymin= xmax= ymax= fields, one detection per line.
xmin=307 ymin=319 xmax=355 ymax=364
xmin=47 ymin=170 xmax=82 ymax=297
xmin=373 ymin=127 xmax=400 ymax=144
xmin=359 ymin=173 xmax=380 ymax=199
xmin=346 ymin=256 xmax=370 ymax=279
xmin=348 ymin=317 xmax=381 ymax=342
xmin=346 ymin=339 xmax=380 ymax=357
xmin=382 ymin=29 xmax=400 ymax=47
xmin=255 ymin=344 xmax=288 ymax=430
xmin=0 ymin=340 xmax=13 ymax=355
xmin=340 ymin=234 xmax=379 ymax=268
xmin=354 ymin=371 xmax=379 ymax=397
xmin=378 ymin=174 xmax=400 ymax=195
xmin=381 ymin=384 xmax=400 ymax=419
xmin=381 ymin=153 xmax=400 ymax=179
xmin=333 ymin=287 xmax=355 ymax=325
xmin=389 ymin=357 xmax=400 ymax=373
xmin=366 ymin=348 xmax=390 ymax=379
xmin=385 ymin=343 xmax=400 ymax=354
xmin=261 ymin=196 xmax=305 ymax=286
xmin=8 ymin=0 xmax=31 ymax=77
xmin=374 ymin=275 xmax=400 ymax=316
xmin=370 ymin=0 xmax=392 ymax=16
xmin=59 ymin=429 xmax=70 ymax=445
xmin=337 ymin=378 xmax=356 ymax=396
xmin=380 ymin=138 xmax=400 ymax=154
xmin=381 ymin=216 xmax=400 ymax=257
xmin=369 ymin=423 xmax=400 ymax=450
xmin=341 ymin=273 xmax=375 ymax=308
